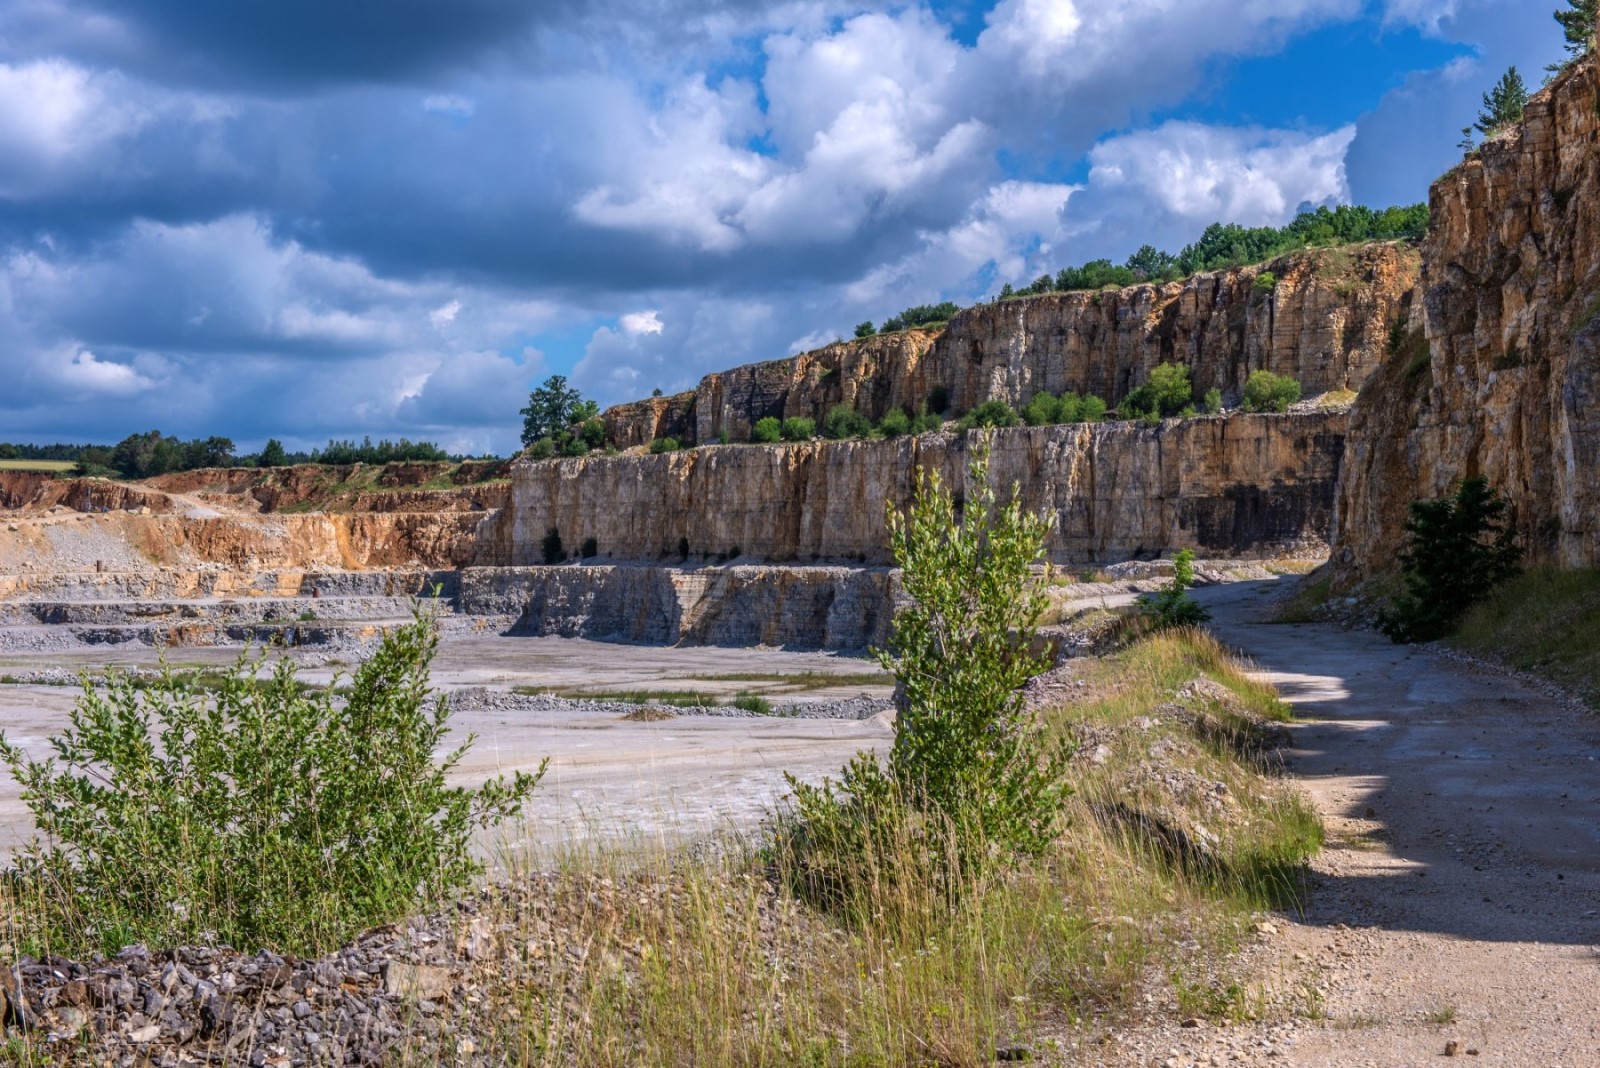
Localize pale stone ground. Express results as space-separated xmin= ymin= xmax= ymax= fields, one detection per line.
xmin=1087 ymin=582 xmax=1600 ymax=1068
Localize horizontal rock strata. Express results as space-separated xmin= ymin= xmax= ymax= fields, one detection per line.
xmin=485 ymin=416 xmax=1346 ymax=568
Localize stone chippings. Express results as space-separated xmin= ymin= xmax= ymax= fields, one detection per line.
xmin=449 ymin=686 xmax=891 ymax=721
xmin=1 ymin=871 xmax=806 ymax=1067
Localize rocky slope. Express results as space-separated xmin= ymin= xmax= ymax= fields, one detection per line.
xmin=607 ymin=243 xmax=1418 ymax=446
xmin=484 ymin=415 xmax=1346 ymax=567
xmin=1332 ymin=55 xmax=1600 ymax=586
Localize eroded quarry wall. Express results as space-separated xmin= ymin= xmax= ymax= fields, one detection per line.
xmin=1333 ymin=55 xmax=1600 ymax=585
xmin=605 ymin=244 xmax=1418 ymax=447
xmin=486 ymin=415 xmax=1345 ymax=567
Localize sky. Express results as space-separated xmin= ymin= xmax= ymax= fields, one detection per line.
xmin=0 ymin=0 xmax=1566 ymax=454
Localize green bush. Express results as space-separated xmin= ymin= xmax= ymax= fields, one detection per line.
xmin=1022 ymin=392 xmax=1063 ymax=427
xmin=877 ymin=408 xmax=911 ymax=438
xmin=649 ymin=436 xmax=680 ymax=454
xmin=560 ymin=435 xmax=589 ymax=457
xmin=733 ymin=695 xmax=773 ymax=715
xmin=1379 ymin=477 xmax=1522 ymax=643
xmin=1202 ymin=387 xmax=1224 ymax=414
xmin=580 ymin=536 xmax=599 ymax=559
xmin=854 ymin=321 xmax=876 ymax=338
xmin=579 ymin=418 xmax=607 ymax=449
xmin=1253 ymin=271 xmax=1278 ymax=293
xmin=959 ymin=400 xmax=1022 ymax=429
xmin=784 ymin=443 xmax=1072 ymax=903
xmin=780 ymin=417 xmax=816 ymax=442
xmin=1139 ymin=548 xmax=1212 ymax=629
xmin=1241 ymin=370 xmax=1302 ymax=413
xmin=0 ymin=613 xmax=542 ymax=955
xmin=1023 ymin=390 xmax=1109 ymax=426
xmin=823 ymin=404 xmax=873 ymax=440
xmin=1120 ymin=363 xmax=1195 ymax=420
xmin=527 ymin=436 xmax=556 ymax=460
xmin=752 ymin=417 xmax=782 ymax=443
xmin=910 ymin=406 xmax=944 ymax=434
xmin=542 ymin=527 xmax=565 ymax=565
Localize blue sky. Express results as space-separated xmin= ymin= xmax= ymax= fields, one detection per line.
xmin=0 ymin=0 xmax=1566 ymax=453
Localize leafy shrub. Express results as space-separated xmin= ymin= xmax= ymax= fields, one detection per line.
xmin=1139 ymin=549 xmax=1212 ymax=629
xmin=959 ymin=400 xmax=1022 ymax=429
xmin=910 ymin=407 xmax=944 ymax=433
xmin=752 ymin=417 xmax=782 ymax=443
xmin=1253 ymin=271 xmax=1278 ymax=293
xmin=527 ymin=436 xmax=556 ymax=460
xmin=580 ymin=536 xmax=599 ymax=559
xmin=1379 ymin=477 xmax=1522 ymax=643
xmin=823 ymin=404 xmax=873 ymax=440
xmin=1022 ymin=392 xmax=1063 ymax=426
xmin=0 ymin=613 xmax=543 ymax=954
xmin=579 ymin=418 xmax=607 ymax=449
xmin=1120 ymin=363 xmax=1195 ymax=420
xmin=854 ymin=321 xmax=876 ymax=338
xmin=783 ymin=443 xmax=1072 ymax=903
xmin=1202 ymin=387 xmax=1224 ymax=414
xmin=542 ymin=527 xmax=565 ymax=565
xmin=1241 ymin=370 xmax=1302 ymax=413
xmin=780 ymin=417 xmax=816 ymax=442
xmin=877 ymin=408 xmax=911 ymax=438
xmin=880 ymin=302 xmax=961 ymax=334
xmin=1023 ymin=391 xmax=1109 ymax=426
xmin=560 ymin=436 xmax=589 ymax=457
xmin=649 ymin=437 xmax=680 ymax=454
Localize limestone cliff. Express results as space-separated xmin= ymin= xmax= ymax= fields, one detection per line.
xmin=483 ymin=416 xmax=1345 ymax=567
xmin=1332 ymin=55 xmax=1600 ymax=586
xmin=606 ymin=244 xmax=1418 ymax=446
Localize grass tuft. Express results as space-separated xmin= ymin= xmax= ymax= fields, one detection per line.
xmin=1452 ymin=566 xmax=1600 ymax=707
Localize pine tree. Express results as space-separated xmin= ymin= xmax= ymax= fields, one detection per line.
xmin=1555 ymin=0 xmax=1597 ymax=58
xmin=1475 ymin=67 xmax=1529 ymax=137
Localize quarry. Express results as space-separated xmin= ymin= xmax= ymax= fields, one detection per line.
xmin=4 ymin=46 xmax=1600 ymax=1068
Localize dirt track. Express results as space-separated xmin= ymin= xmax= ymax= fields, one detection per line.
xmin=1121 ymin=582 xmax=1600 ymax=1067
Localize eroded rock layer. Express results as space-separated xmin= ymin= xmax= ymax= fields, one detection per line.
xmin=605 ymin=244 xmax=1418 ymax=446
xmin=486 ymin=415 xmax=1345 ymax=567
xmin=1333 ymin=56 xmax=1600 ymax=585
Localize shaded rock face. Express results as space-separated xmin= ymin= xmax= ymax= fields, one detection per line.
xmin=457 ymin=565 xmax=896 ymax=650
xmin=1332 ymin=56 xmax=1600 ymax=587
xmin=483 ymin=416 xmax=1345 ymax=568
xmin=605 ymin=244 xmax=1418 ymax=445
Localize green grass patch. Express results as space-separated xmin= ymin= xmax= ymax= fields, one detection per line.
xmin=1453 ymin=566 xmax=1600 ymax=708
xmin=1272 ymin=566 xmax=1335 ymax=624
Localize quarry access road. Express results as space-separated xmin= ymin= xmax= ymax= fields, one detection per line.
xmin=1136 ymin=582 xmax=1600 ymax=1068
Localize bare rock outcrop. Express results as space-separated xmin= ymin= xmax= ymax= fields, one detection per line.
xmin=606 ymin=244 xmax=1418 ymax=446
xmin=484 ymin=416 xmax=1345 ymax=568
xmin=1332 ymin=55 xmax=1600 ymax=586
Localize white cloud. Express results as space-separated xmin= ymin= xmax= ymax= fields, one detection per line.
xmin=620 ymin=309 xmax=664 ymax=336
xmin=1087 ymin=122 xmax=1355 ymax=226
xmin=1380 ymin=0 xmax=1459 ymax=31
xmin=430 ymin=299 xmax=463 ymax=328
xmin=52 ymin=345 xmax=156 ymax=395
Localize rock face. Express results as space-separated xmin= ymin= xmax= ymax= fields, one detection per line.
xmin=1332 ymin=56 xmax=1600 ymax=586
xmin=457 ymin=565 xmax=896 ymax=650
xmin=606 ymin=244 xmax=1418 ymax=446
xmin=484 ymin=415 xmax=1346 ymax=567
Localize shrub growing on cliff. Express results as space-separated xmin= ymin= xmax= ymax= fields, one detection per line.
xmin=579 ymin=418 xmax=607 ymax=449
xmin=780 ymin=416 xmax=816 ymax=442
xmin=959 ymin=400 xmax=1022 ymax=430
xmin=782 ymin=442 xmax=1072 ymax=904
xmin=649 ymin=436 xmax=680 ymax=454
xmin=751 ymin=417 xmax=782 ymax=443
xmin=1023 ymin=390 xmax=1109 ymax=426
xmin=527 ymin=436 xmax=556 ymax=460
xmin=876 ymin=408 xmax=912 ymax=438
xmin=1120 ymin=363 xmax=1196 ymax=422
xmin=521 ymin=375 xmax=598 ymax=448
xmin=1379 ymin=477 xmax=1523 ymax=643
xmin=823 ymin=404 xmax=873 ymax=440
xmin=0 ymin=612 xmax=543 ymax=955
xmin=1241 ymin=370 xmax=1302 ymax=413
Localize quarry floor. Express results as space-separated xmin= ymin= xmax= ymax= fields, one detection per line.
xmin=1115 ymin=582 xmax=1600 ymax=1068
xmin=4 ymin=580 xmax=1599 ymax=1066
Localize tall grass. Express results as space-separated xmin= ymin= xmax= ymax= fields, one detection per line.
xmin=1453 ymin=566 xmax=1600 ymax=707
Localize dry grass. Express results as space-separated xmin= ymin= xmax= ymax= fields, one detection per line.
xmin=1453 ymin=567 xmax=1600 ymax=708
xmin=0 ymin=460 xmax=74 ymax=473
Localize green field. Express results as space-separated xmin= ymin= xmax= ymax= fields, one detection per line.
xmin=0 ymin=459 xmax=75 ymax=472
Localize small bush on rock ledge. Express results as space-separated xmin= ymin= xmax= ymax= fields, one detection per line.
xmin=0 ymin=612 xmax=543 ymax=956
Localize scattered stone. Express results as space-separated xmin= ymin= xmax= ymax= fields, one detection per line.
xmin=1445 ymin=1039 xmax=1462 ymax=1056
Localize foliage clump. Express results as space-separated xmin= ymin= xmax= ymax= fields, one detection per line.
xmin=0 ymin=614 xmax=542 ymax=955
xmin=649 ymin=436 xmax=681 ymax=454
xmin=1120 ymin=363 xmax=1197 ymax=422
xmin=751 ymin=417 xmax=782 ymax=443
xmin=780 ymin=416 xmax=816 ymax=442
xmin=1140 ymin=548 xmax=1212 ymax=630
xmin=521 ymin=375 xmax=603 ymax=456
xmin=783 ymin=443 xmax=1073 ymax=903
xmin=1379 ymin=477 xmax=1522 ymax=643
xmin=823 ymin=404 xmax=873 ymax=440
xmin=1241 ymin=370 xmax=1302 ymax=413
xmin=959 ymin=400 xmax=1022 ymax=430
xmin=1021 ymin=390 xmax=1109 ymax=427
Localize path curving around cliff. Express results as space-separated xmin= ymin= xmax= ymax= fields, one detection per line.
xmin=1123 ymin=581 xmax=1600 ymax=1067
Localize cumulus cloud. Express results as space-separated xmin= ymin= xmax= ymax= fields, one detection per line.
xmin=620 ymin=310 xmax=664 ymax=336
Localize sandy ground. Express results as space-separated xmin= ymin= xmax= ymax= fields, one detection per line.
xmin=1111 ymin=582 xmax=1600 ymax=1068
xmin=0 ymin=635 xmax=896 ymax=858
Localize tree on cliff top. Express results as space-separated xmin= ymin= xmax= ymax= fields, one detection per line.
xmin=520 ymin=375 xmax=600 ymax=449
xmin=1555 ymin=0 xmax=1597 ymax=58
xmin=1476 ymin=67 xmax=1529 ymax=137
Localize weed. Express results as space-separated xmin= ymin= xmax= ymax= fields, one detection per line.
xmin=1424 ymin=1004 xmax=1458 ymax=1025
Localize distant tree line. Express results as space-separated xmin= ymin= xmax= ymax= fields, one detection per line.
xmin=2 ymin=431 xmax=467 ymax=479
